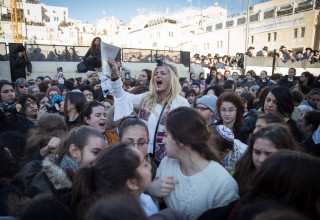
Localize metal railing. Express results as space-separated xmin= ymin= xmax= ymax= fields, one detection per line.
xmin=1 ymin=43 xmax=190 ymax=67
xmin=25 ymin=44 xmax=89 ymax=62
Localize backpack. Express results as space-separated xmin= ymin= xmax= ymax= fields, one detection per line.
xmin=77 ymin=62 xmax=87 ymax=73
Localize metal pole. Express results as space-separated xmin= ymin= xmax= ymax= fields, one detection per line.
xmin=245 ymin=0 xmax=250 ymax=53
xmin=272 ymin=49 xmax=276 ymax=75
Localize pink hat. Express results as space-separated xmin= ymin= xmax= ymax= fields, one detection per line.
xmin=86 ymin=71 xmax=97 ymax=78
xmin=46 ymin=86 xmax=61 ymax=97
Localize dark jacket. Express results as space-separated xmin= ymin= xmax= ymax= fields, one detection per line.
xmin=10 ymin=53 xmax=32 ymax=81
xmin=311 ymin=80 xmax=320 ymax=89
xmin=257 ymin=78 xmax=268 ymax=88
xmin=0 ymin=111 xmax=35 ymax=135
xmin=8 ymin=154 xmax=72 ymax=218
xmin=278 ymin=75 xmax=298 ymax=89
xmin=82 ymin=47 xmax=101 ymax=61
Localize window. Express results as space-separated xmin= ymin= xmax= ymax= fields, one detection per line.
xmin=273 ymin=32 xmax=277 ymax=41
xmin=217 ymin=41 xmax=219 ymax=49
xmin=64 ymin=11 xmax=66 ymax=15
xmin=251 ymin=36 xmax=254 ymax=44
xmin=220 ymin=41 xmax=223 ymax=48
xmin=301 ymin=27 xmax=305 ymax=38
xmin=268 ymin=33 xmax=271 ymax=42
xmin=169 ymin=32 xmax=173 ymax=37
xmin=294 ymin=28 xmax=298 ymax=38
xmin=204 ymin=43 xmax=206 ymax=50
xmin=207 ymin=43 xmax=209 ymax=50
xmin=27 ymin=9 xmax=30 ymax=15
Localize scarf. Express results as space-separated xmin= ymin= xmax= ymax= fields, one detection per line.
xmin=60 ymin=154 xmax=79 ymax=180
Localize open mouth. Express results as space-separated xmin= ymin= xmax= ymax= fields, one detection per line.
xmin=156 ymin=80 xmax=163 ymax=87
xmin=99 ymin=122 xmax=106 ymax=127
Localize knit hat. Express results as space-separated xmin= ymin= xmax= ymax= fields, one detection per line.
xmin=50 ymin=94 xmax=64 ymax=105
xmin=191 ymin=80 xmax=201 ymax=89
xmin=216 ymin=125 xmax=234 ymax=142
xmin=86 ymin=71 xmax=97 ymax=78
xmin=197 ymin=94 xmax=217 ymax=113
xmin=250 ymin=85 xmax=259 ymax=93
xmin=46 ymin=86 xmax=61 ymax=97
xmin=29 ymin=85 xmax=39 ymax=92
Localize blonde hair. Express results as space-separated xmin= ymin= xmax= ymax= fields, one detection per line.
xmin=141 ymin=62 xmax=181 ymax=111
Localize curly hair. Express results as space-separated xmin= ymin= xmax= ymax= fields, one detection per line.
xmin=216 ymin=92 xmax=244 ymax=139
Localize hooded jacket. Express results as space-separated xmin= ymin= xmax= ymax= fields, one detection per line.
xmin=8 ymin=154 xmax=73 ymax=218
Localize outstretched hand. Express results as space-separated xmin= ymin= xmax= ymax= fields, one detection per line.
xmin=108 ymin=60 xmax=119 ymax=79
xmin=147 ymin=176 xmax=179 ymax=198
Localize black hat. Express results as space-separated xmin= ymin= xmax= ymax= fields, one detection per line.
xmin=280 ymin=45 xmax=286 ymax=49
xmin=248 ymin=46 xmax=255 ymax=50
xmin=262 ymin=46 xmax=268 ymax=51
xmin=305 ymin=47 xmax=312 ymax=52
xmin=191 ymin=80 xmax=201 ymax=88
xmin=16 ymin=44 xmax=25 ymax=53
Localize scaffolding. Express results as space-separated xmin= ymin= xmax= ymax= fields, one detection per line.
xmin=10 ymin=0 xmax=23 ymax=43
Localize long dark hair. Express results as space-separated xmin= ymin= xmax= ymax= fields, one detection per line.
xmin=216 ymin=92 xmax=244 ymax=139
xmin=71 ymin=143 xmax=141 ymax=211
xmin=250 ymin=151 xmax=320 ymax=219
xmin=165 ymin=107 xmax=218 ymax=161
xmin=64 ymin=91 xmax=87 ymax=123
xmin=90 ymin=37 xmax=101 ymax=56
xmin=261 ymin=86 xmax=294 ymax=118
xmin=234 ymin=124 xmax=298 ymax=196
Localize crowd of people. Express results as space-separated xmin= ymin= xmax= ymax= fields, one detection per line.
xmin=192 ymin=45 xmax=320 ymax=70
xmin=1 ymin=53 xmax=320 ymax=220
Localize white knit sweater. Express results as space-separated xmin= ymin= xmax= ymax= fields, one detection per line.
xmin=110 ymin=78 xmax=189 ymax=154
xmin=156 ymin=157 xmax=239 ymax=220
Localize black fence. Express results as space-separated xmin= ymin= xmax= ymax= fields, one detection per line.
xmin=2 ymin=43 xmax=190 ymax=67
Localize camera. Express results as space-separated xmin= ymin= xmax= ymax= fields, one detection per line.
xmin=0 ymin=102 xmax=23 ymax=114
xmin=44 ymin=94 xmax=64 ymax=113
xmin=43 ymin=103 xmax=60 ymax=113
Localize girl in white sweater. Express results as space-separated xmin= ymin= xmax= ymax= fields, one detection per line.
xmin=149 ymin=107 xmax=239 ymax=220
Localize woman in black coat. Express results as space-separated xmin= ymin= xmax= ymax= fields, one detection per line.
xmin=82 ymin=37 xmax=102 ymax=71
xmin=10 ymin=44 xmax=32 ymax=82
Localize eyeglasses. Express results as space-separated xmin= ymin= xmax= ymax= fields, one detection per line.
xmin=220 ymin=108 xmax=237 ymax=113
xmin=19 ymin=85 xmax=29 ymax=89
xmin=196 ymin=106 xmax=210 ymax=111
xmin=25 ymin=101 xmax=37 ymax=107
xmin=126 ymin=141 xmax=148 ymax=148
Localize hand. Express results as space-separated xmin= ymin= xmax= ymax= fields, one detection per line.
xmin=18 ymin=52 xmax=23 ymax=57
xmin=47 ymin=137 xmax=61 ymax=153
xmin=26 ymin=72 xmax=31 ymax=76
xmin=108 ymin=60 xmax=119 ymax=79
xmin=147 ymin=176 xmax=178 ymax=198
xmin=37 ymin=105 xmax=48 ymax=120
xmin=40 ymin=146 xmax=50 ymax=157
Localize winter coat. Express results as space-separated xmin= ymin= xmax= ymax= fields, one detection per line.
xmin=8 ymin=154 xmax=72 ymax=218
xmin=10 ymin=53 xmax=32 ymax=81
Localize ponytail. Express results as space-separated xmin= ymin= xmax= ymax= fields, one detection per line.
xmin=71 ymin=166 xmax=95 ymax=211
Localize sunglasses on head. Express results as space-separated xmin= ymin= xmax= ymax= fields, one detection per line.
xmin=19 ymin=85 xmax=29 ymax=89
